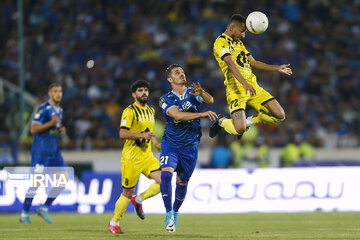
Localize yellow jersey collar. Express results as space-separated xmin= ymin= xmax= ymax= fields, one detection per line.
xmin=134 ymin=101 xmax=147 ymax=109
xmin=222 ymin=33 xmax=236 ymax=43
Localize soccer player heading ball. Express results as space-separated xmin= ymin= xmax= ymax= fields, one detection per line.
xmin=159 ymin=64 xmax=217 ymax=232
xmin=210 ymin=14 xmax=292 ymax=139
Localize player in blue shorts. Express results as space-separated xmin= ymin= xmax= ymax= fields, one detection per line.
xmin=159 ymin=64 xmax=218 ymax=232
xmin=20 ymin=83 xmax=67 ymax=224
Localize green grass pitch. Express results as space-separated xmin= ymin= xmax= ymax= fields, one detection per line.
xmin=1 ymin=212 xmax=360 ymax=239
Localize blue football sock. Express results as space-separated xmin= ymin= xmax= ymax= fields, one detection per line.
xmin=160 ymin=171 xmax=173 ymax=212
xmin=44 ymin=186 xmax=65 ymax=207
xmin=173 ymin=183 xmax=187 ymax=212
xmin=23 ymin=198 xmax=34 ymax=212
xmin=23 ymin=187 xmax=37 ymax=212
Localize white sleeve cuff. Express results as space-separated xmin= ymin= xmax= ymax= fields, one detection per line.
xmin=165 ymin=105 xmax=177 ymax=116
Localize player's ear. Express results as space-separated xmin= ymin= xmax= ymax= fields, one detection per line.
xmin=228 ymin=23 xmax=234 ymax=32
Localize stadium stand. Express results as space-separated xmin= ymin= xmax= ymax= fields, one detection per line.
xmin=1 ymin=0 xmax=359 ymax=152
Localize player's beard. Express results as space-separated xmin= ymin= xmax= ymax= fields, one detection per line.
xmin=137 ymin=95 xmax=148 ymax=105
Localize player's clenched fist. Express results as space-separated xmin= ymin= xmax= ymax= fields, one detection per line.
xmin=60 ymin=126 xmax=66 ymax=135
xmin=142 ymin=131 xmax=155 ymax=140
xmin=50 ymin=115 xmax=60 ymax=125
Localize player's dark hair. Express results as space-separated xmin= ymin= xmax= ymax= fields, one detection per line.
xmin=165 ymin=64 xmax=181 ymax=78
xmin=48 ymin=82 xmax=61 ymax=91
xmin=229 ymin=14 xmax=246 ymax=25
xmin=130 ymin=80 xmax=150 ymax=93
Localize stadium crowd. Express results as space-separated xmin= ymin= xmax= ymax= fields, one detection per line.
xmin=1 ymin=0 xmax=359 ymax=151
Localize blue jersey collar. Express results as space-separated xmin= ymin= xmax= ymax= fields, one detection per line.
xmin=171 ymin=88 xmax=188 ymax=100
xmin=48 ymin=100 xmax=60 ymax=114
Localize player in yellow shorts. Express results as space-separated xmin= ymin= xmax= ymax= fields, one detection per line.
xmin=107 ymin=80 xmax=162 ymax=234
xmin=210 ymin=14 xmax=292 ymax=138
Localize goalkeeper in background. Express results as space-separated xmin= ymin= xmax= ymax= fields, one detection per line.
xmin=107 ymin=80 xmax=162 ymax=234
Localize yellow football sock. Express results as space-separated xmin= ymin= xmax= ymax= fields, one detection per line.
xmin=252 ymin=113 xmax=283 ymax=124
xmin=140 ymin=182 xmax=160 ymax=200
xmin=220 ymin=118 xmax=239 ymax=135
xmin=112 ymin=194 xmax=131 ymax=222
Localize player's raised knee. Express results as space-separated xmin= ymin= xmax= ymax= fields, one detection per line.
xmin=122 ymin=188 xmax=135 ymax=198
xmin=272 ymin=108 xmax=285 ymax=122
xmin=235 ymin=125 xmax=247 ymax=135
xmin=276 ymin=112 xmax=285 ymax=122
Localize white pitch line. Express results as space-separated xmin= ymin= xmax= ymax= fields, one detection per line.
xmin=0 ymin=229 xmax=28 ymax=231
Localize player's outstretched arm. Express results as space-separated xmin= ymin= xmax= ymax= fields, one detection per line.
xmin=151 ymin=136 xmax=161 ymax=152
xmin=248 ymin=55 xmax=293 ymax=75
xmin=119 ymin=128 xmax=155 ymax=140
xmin=189 ymin=82 xmax=214 ymax=104
xmin=168 ymin=107 xmax=218 ymax=122
xmin=223 ymin=55 xmax=256 ymax=96
xmin=30 ymin=115 xmax=60 ymax=134
xmin=277 ymin=64 xmax=292 ymax=75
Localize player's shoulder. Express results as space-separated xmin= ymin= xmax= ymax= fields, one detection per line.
xmin=159 ymin=91 xmax=175 ymax=110
xmin=37 ymin=101 xmax=50 ymax=111
xmin=214 ymin=34 xmax=228 ymax=45
xmin=160 ymin=91 xmax=174 ymax=102
xmin=123 ymin=104 xmax=136 ymax=113
xmin=238 ymin=39 xmax=245 ymax=46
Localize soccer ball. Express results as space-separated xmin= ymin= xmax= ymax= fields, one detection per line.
xmin=246 ymin=11 xmax=268 ymax=34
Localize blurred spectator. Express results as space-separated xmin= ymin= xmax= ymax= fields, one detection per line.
xmin=280 ymin=142 xmax=300 ymax=167
xmin=299 ymin=141 xmax=315 ymax=160
xmin=211 ymin=145 xmax=231 ymax=168
xmin=0 ymin=0 xmax=359 ymax=150
xmin=0 ymin=133 xmax=17 ymax=165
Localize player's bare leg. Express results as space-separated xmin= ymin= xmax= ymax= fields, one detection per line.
xmin=231 ymin=110 xmax=247 ymax=134
xmin=210 ymin=110 xmax=248 ymax=138
xmin=210 ymin=99 xmax=285 ymax=138
xmin=132 ymin=170 xmax=161 ymax=220
xmin=252 ymin=99 xmax=285 ymax=124
xmin=263 ymin=99 xmax=285 ymax=120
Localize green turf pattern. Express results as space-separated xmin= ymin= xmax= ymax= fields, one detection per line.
xmin=2 ymin=212 xmax=360 ymax=239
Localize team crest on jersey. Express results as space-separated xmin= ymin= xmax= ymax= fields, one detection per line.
xmin=150 ymin=116 xmax=154 ymax=122
xmin=161 ymin=102 xmax=167 ymax=110
xmin=181 ymin=101 xmax=192 ymax=111
xmin=221 ymin=48 xmax=229 ymax=54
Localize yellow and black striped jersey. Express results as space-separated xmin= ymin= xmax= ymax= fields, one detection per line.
xmin=213 ymin=33 xmax=258 ymax=87
xmin=120 ymin=102 xmax=155 ymax=160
